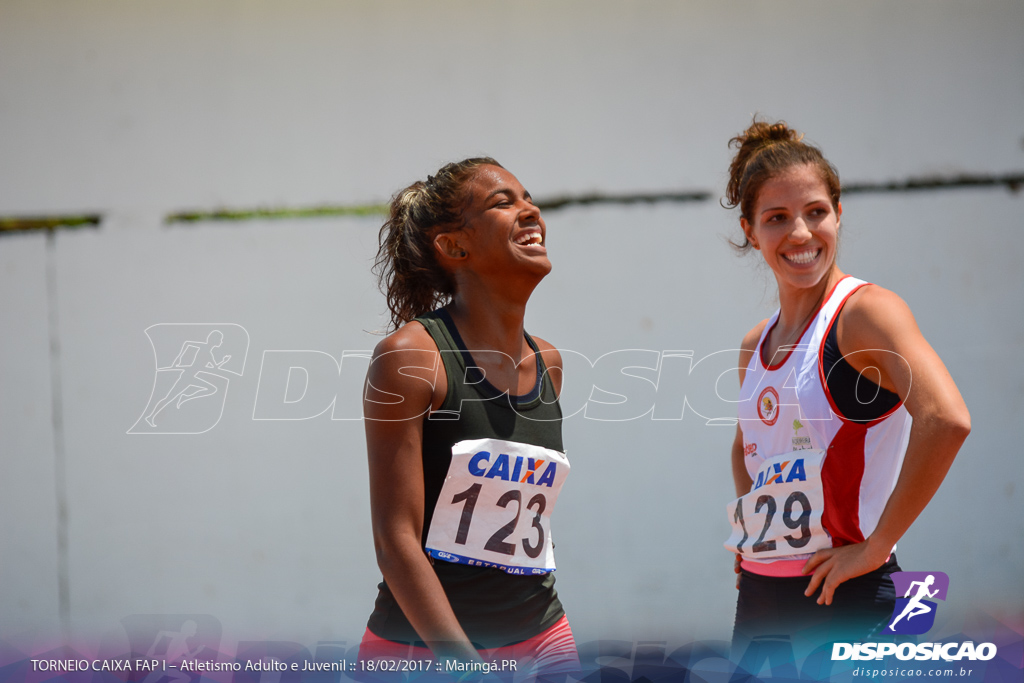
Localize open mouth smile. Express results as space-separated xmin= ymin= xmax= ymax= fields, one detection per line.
xmin=513 ymin=230 xmax=544 ymax=247
xmin=783 ymin=248 xmax=820 ymax=265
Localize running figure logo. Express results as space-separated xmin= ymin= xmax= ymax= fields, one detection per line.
xmin=128 ymin=324 xmax=249 ymax=434
xmin=119 ymin=613 xmax=221 ymax=683
xmin=885 ymin=571 xmax=950 ymax=635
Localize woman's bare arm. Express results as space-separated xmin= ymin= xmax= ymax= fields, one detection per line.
xmin=364 ymin=324 xmax=483 ymax=663
xmin=732 ymin=320 xmax=767 ymax=585
xmin=802 ymin=286 xmax=970 ymax=604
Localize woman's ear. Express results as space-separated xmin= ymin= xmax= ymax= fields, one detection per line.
xmin=740 ymin=217 xmax=759 ymax=250
xmin=434 ymin=231 xmax=468 ymax=262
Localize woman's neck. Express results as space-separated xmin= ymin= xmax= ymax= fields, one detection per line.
xmin=774 ymin=265 xmax=845 ymax=341
xmin=445 ymin=289 xmax=531 ymax=360
xmin=445 ymin=263 xmax=545 ymax=356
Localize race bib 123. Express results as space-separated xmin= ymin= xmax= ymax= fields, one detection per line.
xmin=425 ymin=438 xmax=569 ymax=575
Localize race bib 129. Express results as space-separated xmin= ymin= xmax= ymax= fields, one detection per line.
xmin=724 ymin=449 xmax=831 ymax=559
xmin=425 ymin=438 xmax=570 ymax=575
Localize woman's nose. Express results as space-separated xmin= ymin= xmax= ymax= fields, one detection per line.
xmin=520 ymin=200 xmax=542 ymax=223
xmin=789 ymin=218 xmax=812 ymax=242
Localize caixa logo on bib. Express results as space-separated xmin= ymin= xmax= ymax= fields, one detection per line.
xmin=467 ymin=451 xmax=558 ymax=487
xmin=751 ymin=457 xmax=807 ymax=490
xmin=886 ymin=571 xmax=949 ymax=635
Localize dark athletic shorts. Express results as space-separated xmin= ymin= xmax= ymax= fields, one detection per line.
xmin=733 ymin=554 xmax=901 ymax=659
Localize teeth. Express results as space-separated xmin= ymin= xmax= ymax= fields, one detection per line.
xmin=785 ymin=249 xmax=819 ymax=264
xmin=515 ymin=232 xmax=542 ymax=246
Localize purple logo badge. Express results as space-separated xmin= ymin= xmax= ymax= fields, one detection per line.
xmin=885 ymin=571 xmax=949 ymax=635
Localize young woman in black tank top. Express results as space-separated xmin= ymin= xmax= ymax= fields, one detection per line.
xmin=358 ymin=158 xmax=578 ymax=676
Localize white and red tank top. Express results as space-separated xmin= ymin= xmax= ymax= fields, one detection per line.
xmin=732 ymin=276 xmax=912 ymax=575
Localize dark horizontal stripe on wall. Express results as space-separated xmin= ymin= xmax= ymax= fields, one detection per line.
xmin=843 ymin=172 xmax=1024 ymax=195
xmin=537 ymin=172 xmax=1024 ymax=208
xmin=167 ymin=204 xmax=388 ymax=224
xmin=535 ymin=190 xmax=712 ymax=210
xmin=0 ymin=215 xmax=101 ymax=235
xmin=2 ymin=172 xmax=1021 ymax=232
xmin=164 ymin=171 xmax=1022 ymax=222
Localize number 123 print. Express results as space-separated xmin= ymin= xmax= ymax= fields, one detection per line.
xmin=426 ymin=439 xmax=570 ymax=575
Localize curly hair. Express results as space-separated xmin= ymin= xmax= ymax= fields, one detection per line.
xmin=374 ymin=157 xmax=502 ymax=331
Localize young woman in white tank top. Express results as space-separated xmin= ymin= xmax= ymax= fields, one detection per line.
xmin=721 ymin=120 xmax=971 ymax=651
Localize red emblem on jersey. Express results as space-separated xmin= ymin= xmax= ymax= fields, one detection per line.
xmin=758 ymin=386 xmax=780 ymax=426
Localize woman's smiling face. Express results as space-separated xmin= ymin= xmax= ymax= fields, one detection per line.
xmin=457 ymin=164 xmax=550 ymax=278
xmin=741 ymin=163 xmax=841 ymax=293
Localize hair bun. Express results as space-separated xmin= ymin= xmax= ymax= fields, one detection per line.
xmin=730 ymin=119 xmax=803 ymax=152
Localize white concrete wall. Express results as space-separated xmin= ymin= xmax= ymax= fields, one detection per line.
xmin=1 ymin=0 xmax=1021 ymax=656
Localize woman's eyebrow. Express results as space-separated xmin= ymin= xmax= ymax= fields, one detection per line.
xmin=486 ymin=187 xmax=531 ymax=201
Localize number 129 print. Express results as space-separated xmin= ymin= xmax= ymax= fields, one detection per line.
xmin=725 ymin=450 xmax=831 ymax=559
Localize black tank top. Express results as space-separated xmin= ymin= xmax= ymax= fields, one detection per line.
xmin=366 ymin=309 xmax=566 ymax=648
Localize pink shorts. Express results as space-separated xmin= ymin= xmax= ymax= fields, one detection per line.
xmin=357 ymin=615 xmax=579 ymax=680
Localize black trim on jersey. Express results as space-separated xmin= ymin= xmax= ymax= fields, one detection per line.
xmin=434 ymin=307 xmax=545 ymax=404
xmin=822 ymin=303 xmax=900 ymax=423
